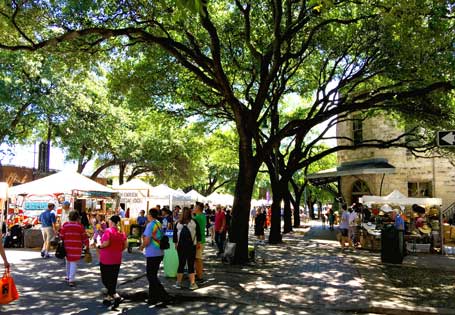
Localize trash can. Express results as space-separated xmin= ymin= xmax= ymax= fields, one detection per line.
xmin=381 ymin=224 xmax=404 ymax=264
xmin=163 ymin=231 xmax=178 ymax=277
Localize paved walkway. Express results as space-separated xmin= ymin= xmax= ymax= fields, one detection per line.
xmin=2 ymin=221 xmax=455 ymax=314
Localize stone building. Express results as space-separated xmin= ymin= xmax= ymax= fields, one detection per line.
xmin=308 ymin=114 xmax=455 ymax=211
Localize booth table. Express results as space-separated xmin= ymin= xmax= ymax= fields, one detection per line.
xmin=360 ymin=223 xmax=381 ymax=251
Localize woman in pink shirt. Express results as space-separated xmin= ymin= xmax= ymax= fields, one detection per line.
xmin=97 ymin=215 xmax=127 ymax=308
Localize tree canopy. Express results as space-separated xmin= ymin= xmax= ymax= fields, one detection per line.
xmin=0 ymin=0 xmax=454 ymax=263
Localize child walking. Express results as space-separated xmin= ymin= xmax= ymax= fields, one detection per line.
xmin=59 ymin=210 xmax=90 ymax=287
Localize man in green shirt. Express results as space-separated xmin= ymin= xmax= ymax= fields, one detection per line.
xmin=193 ymin=203 xmax=207 ymax=283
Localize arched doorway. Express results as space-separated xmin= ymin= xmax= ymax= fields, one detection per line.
xmin=351 ymin=180 xmax=371 ymax=204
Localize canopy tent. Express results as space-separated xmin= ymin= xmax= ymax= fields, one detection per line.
xmin=147 ymin=184 xmax=192 ymax=208
xmin=113 ymin=178 xmax=154 ymax=191
xmin=185 ymin=189 xmax=207 ymax=203
xmin=149 ymin=184 xmax=177 ymax=199
xmin=8 ymin=170 xmax=116 ymax=217
xmin=207 ymin=192 xmax=234 ymax=206
xmin=360 ymin=189 xmax=445 ymax=252
xmin=173 ymin=188 xmax=192 ymax=204
xmin=360 ymin=189 xmax=442 ymax=206
xmin=113 ymin=179 xmax=154 ymax=218
xmin=251 ymin=199 xmax=270 ymax=207
xmin=9 ymin=170 xmax=114 ymax=196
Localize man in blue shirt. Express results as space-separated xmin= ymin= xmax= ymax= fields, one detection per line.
xmin=137 ymin=210 xmax=147 ymax=227
xmin=39 ymin=203 xmax=57 ymax=258
xmin=393 ymin=209 xmax=405 ymax=231
xmin=392 ymin=209 xmax=405 ymax=259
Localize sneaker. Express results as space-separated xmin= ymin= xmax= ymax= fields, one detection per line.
xmin=112 ymin=294 xmax=122 ymax=308
xmin=173 ymin=282 xmax=182 ymax=289
xmin=44 ymin=254 xmax=51 ymax=259
xmin=196 ymin=277 xmax=205 ymax=284
xmin=189 ymin=282 xmax=198 ymax=291
xmin=40 ymin=251 xmax=45 ymax=258
xmin=102 ymin=295 xmax=113 ymax=306
xmin=147 ymin=298 xmax=159 ymax=305
xmin=68 ymin=282 xmax=76 ymax=287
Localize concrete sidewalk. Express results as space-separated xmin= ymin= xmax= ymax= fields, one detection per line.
xmin=2 ymin=222 xmax=455 ymax=314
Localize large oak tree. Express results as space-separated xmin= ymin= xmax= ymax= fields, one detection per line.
xmin=0 ymin=0 xmax=454 ymax=263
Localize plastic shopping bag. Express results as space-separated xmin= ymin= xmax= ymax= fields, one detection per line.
xmin=0 ymin=268 xmax=19 ymax=304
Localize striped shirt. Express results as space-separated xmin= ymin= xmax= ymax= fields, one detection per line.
xmin=60 ymin=221 xmax=89 ymax=262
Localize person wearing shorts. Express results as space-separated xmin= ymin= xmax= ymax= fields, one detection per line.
xmin=339 ymin=204 xmax=352 ymax=250
xmin=39 ymin=203 xmax=57 ymax=258
xmin=193 ymin=203 xmax=206 ymax=283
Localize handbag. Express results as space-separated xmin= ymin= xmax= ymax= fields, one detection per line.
xmin=55 ymin=239 xmax=66 ymax=259
xmin=0 ymin=268 xmax=19 ymax=304
xmin=160 ymin=235 xmax=170 ymax=250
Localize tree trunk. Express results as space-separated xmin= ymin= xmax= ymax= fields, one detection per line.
xmin=292 ymin=192 xmax=302 ymax=227
xmin=118 ymin=162 xmax=127 ymax=185
xmin=90 ymin=160 xmax=119 ymax=180
xmin=77 ymin=146 xmax=92 ymax=173
xmin=268 ymin=180 xmax=283 ymax=244
xmin=283 ymin=189 xmax=292 ymax=234
xmin=77 ymin=157 xmax=86 ymax=173
xmin=290 ymin=180 xmax=304 ymax=228
xmin=230 ymin=136 xmax=260 ymax=265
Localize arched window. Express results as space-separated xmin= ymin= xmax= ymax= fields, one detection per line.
xmin=351 ymin=180 xmax=371 ymax=204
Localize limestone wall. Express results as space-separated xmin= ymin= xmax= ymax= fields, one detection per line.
xmin=336 ymin=114 xmax=455 ymax=209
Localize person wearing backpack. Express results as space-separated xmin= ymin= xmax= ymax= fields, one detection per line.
xmin=173 ymin=207 xmax=201 ymax=290
xmin=141 ymin=208 xmax=172 ymax=305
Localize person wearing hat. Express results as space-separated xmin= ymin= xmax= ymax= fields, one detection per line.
xmin=39 ymin=203 xmax=57 ymax=258
xmin=97 ymin=215 xmax=127 ymax=308
xmin=415 ymin=212 xmax=425 ymax=229
xmin=61 ymin=201 xmax=71 ymax=224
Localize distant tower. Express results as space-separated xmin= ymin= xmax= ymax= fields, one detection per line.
xmin=38 ymin=141 xmax=49 ymax=172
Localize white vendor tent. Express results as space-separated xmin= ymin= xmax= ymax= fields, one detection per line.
xmin=360 ymin=189 xmax=442 ymax=206
xmin=185 ymin=189 xmax=207 ymax=203
xmin=360 ymin=189 xmax=444 ymax=251
xmin=173 ymin=188 xmax=192 ymax=207
xmin=9 ymin=170 xmax=114 ymax=196
xmin=114 ymin=179 xmax=154 ymax=218
xmin=8 ymin=170 xmax=116 ymax=217
xmin=207 ymin=192 xmax=234 ymax=206
xmin=252 ymin=199 xmax=270 ymax=207
xmin=113 ymin=178 xmax=154 ymax=191
xmin=147 ymin=184 xmax=191 ymax=209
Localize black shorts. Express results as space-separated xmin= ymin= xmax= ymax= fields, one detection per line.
xmin=340 ymin=228 xmax=349 ymax=237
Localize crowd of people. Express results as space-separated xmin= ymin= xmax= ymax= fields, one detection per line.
xmin=14 ymin=201 xmax=236 ymax=309
xmin=1 ymin=200 xmax=281 ymax=309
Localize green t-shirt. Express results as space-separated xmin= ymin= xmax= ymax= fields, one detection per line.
xmin=193 ymin=213 xmax=206 ymax=244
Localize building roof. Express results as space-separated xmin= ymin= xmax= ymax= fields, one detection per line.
xmin=307 ymin=158 xmax=395 ymax=185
